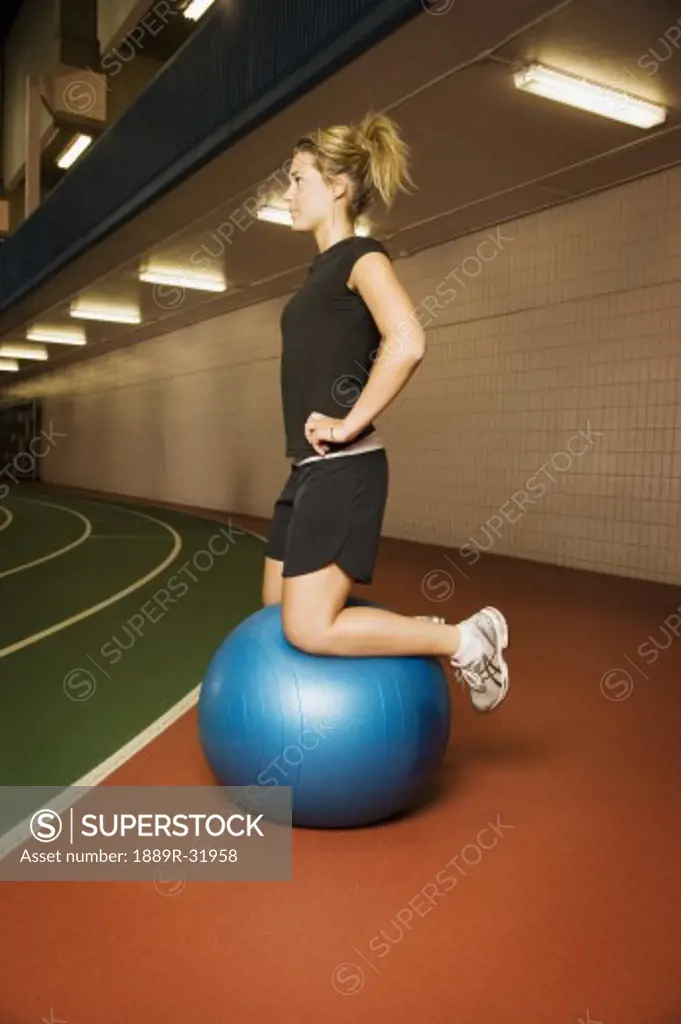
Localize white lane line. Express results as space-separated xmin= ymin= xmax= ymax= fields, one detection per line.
xmin=76 ymin=683 xmax=203 ymax=785
xmin=0 ymin=520 xmax=269 ymax=862
xmin=0 ymin=684 xmax=201 ymax=863
xmin=0 ymin=507 xmax=14 ymax=533
xmin=0 ymin=506 xmax=183 ymax=660
xmin=0 ymin=501 xmax=93 ymax=580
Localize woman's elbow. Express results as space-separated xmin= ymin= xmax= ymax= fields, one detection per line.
xmin=407 ymin=335 xmax=426 ymax=363
xmin=379 ymin=334 xmax=424 ymax=369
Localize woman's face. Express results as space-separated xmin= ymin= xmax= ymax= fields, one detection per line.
xmin=284 ymin=150 xmax=338 ymax=232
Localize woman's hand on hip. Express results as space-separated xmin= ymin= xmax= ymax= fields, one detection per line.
xmin=304 ymin=412 xmax=352 ymax=455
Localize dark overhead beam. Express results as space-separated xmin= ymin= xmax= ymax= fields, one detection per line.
xmin=0 ymin=0 xmax=422 ymax=316
xmin=57 ymin=0 xmax=100 ymax=68
xmin=0 ymin=0 xmax=24 ymax=48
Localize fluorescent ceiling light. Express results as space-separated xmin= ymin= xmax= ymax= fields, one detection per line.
xmin=256 ymin=205 xmax=372 ymax=236
xmin=513 ymin=64 xmax=666 ymax=129
xmin=0 ymin=359 xmax=19 ymax=372
xmin=257 ymin=205 xmax=292 ymax=227
xmin=139 ymin=261 xmax=227 ymax=293
xmin=27 ymin=325 xmax=87 ymax=345
xmin=70 ymin=298 xmax=141 ymax=324
xmin=57 ymin=134 xmax=93 ymax=170
xmin=0 ymin=344 xmax=49 ymax=361
xmin=183 ymin=0 xmax=216 ymax=21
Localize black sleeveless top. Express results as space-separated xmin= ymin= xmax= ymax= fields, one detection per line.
xmin=280 ymin=235 xmax=390 ymax=460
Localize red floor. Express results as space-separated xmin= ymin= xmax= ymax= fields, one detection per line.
xmin=1 ymin=510 xmax=680 ymax=1023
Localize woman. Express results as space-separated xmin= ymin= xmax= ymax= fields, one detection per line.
xmin=262 ymin=112 xmax=509 ymax=713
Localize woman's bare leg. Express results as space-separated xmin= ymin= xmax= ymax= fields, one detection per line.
xmin=280 ymin=563 xmax=509 ymax=713
xmin=262 ymin=556 xmax=284 ymax=607
xmin=281 ymin=563 xmax=460 ymax=657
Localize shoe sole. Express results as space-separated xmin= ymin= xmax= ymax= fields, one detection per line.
xmin=474 ymin=606 xmax=509 ymax=713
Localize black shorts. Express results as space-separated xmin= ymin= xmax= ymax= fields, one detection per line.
xmin=265 ymin=449 xmax=388 ymax=583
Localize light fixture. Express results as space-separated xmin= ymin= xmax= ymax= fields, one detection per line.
xmin=256 ymin=205 xmax=292 ymax=227
xmin=183 ymin=0 xmax=216 ymax=21
xmin=70 ymin=297 xmax=141 ymax=324
xmin=57 ymin=134 xmax=93 ymax=170
xmin=0 ymin=359 xmax=19 ymax=372
xmin=513 ymin=63 xmax=667 ymax=129
xmin=516 ymin=64 xmax=663 ymax=129
xmin=139 ymin=261 xmax=227 ymax=293
xmin=0 ymin=344 xmax=49 ymax=361
xmin=256 ymin=204 xmax=372 ymax=236
xmin=26 ymin=324 xmax=87 ymax=345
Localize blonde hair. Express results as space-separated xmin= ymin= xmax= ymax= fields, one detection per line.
xmin=293 ymin=111 xmax=414 ymax=221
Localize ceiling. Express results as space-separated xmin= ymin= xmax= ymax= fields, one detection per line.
xmin=1 ymin=1 xmax=202 ymax=201
xmin=2 ymin=0 xmax=681 ymax=395
xmin=0 ymin=0 xmax=191 ymax=51
xmin=0 ymin=0 xmax=23 ymax=48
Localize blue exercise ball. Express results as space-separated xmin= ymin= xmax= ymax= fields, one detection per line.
xmin=198 ymin=598 xmax=451 ymax=828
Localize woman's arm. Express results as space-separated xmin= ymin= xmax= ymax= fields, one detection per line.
xmin=339 ymin=251 xmax=425 ymax=442
xmin=304 ymin=251 xmax=425 ymax=455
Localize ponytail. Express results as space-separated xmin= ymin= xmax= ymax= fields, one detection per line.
xmin=356 ymin=111 xmax=415 ymax=210
xmin=293 ymin=111 xmax=414 ymax=221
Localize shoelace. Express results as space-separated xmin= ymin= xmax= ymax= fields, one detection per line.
xmin=454 ymin=666 xmax=486 ymax=693
xmin=455 ymin=654 xmax=499 ymax=694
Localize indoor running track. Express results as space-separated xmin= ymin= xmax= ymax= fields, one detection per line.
xmin=0 ymin=482 xmax=679 ymax=1024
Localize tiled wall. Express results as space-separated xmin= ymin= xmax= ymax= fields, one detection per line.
xmin=40 ymin=164 xmax=681 ymax=584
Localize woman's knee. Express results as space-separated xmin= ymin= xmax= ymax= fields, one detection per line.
xmin=282 ymin=609 xmax=328 ymax=654
xmin=280 ymin=563 xmax=350 ymax=652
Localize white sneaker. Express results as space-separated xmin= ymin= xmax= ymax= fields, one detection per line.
xmin=451 ymin=607 xmax=509 ymax=713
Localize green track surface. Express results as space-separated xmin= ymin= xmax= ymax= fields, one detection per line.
xmin=0 ymin=486 xmax=264 ymax=789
